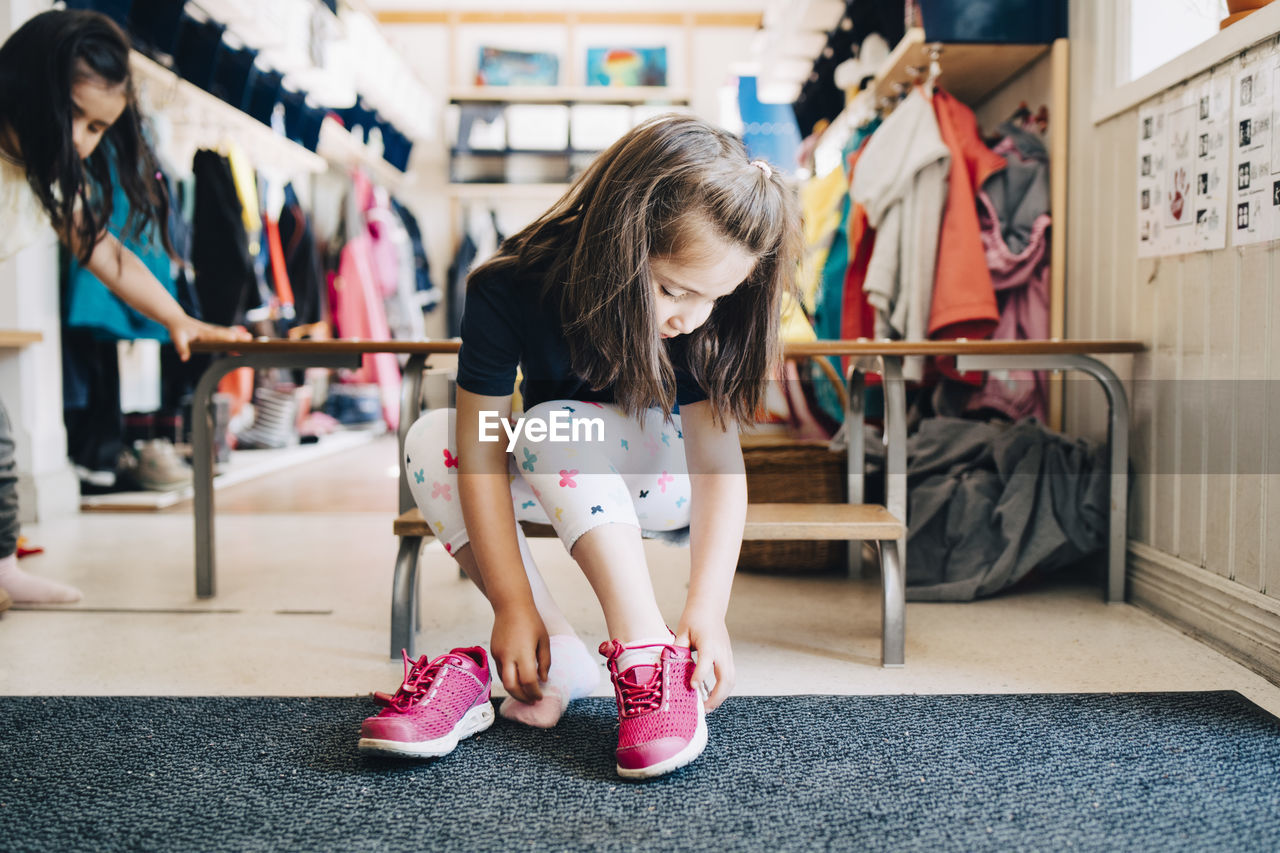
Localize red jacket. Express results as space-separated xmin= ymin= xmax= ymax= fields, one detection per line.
xmin=929 ymin=89 xmax=1006 ymax=340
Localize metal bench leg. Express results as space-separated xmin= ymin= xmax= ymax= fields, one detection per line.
xmin=391 ymin=535 xmax=423 ymax=659
xmin=880 ymin=539 xmax=904 ymax=667
xmin=881 ymin=357 xmax=908 ymax=574
xmin=398 ymin=354 xmax=429 ymax=515
xmin=845 ymin=368 xmax=865 ymax=578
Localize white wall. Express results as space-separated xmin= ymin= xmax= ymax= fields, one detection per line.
xmin=0 ymin=0 xmax=79 ymax=522
xmin=1066 ymin=0 xmax=1280 ymax=679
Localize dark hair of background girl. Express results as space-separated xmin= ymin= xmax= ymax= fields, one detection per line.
xmin=471 ymin=114 xmax=802 ymax=428
xmin=0 ymin=9 xmax=171 ymax=264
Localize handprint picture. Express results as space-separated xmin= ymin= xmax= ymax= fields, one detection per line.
xmin=1168 ymin=167 xmax=1189 ymax=221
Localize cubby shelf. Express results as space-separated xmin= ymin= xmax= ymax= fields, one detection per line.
xmin=871 ymin=27 xmax=1050 ymax=108
xmin=449 ymin=86 xmax=690 ymax=104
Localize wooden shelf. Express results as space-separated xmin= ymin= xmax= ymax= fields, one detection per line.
xmin=450 ymin=86 xmax=690 ymax=104
xmin=447 ymin=183 xmax=570 ymax=199
xmin=129 ymin=51 xmax=327 ymax=178
xmin=130 ymin=50 xmax=407 ymax=186
xmin=872 ymin=28 xmax=1050 ymax=108
xmin=0 ymin=330 xmax=42 ymax=349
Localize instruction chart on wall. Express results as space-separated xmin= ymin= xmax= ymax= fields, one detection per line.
xmin=1137 ymin=71 xmax=1231 ymax=257
xmin=1231 ymin=50 xmax=1280 ymax=246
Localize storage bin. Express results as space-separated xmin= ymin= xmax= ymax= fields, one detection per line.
xmin=918 ymin=0 xmax=1066 ymax=44
xmin=737 ymin=437 xmax=849 ymax=575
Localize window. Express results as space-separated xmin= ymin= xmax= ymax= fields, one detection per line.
xmin=1120 ymin=0 xmax=1227 ymax=84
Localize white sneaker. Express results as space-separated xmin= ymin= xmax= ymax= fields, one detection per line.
xmin=133 ymin=438 xmax=192 ymax=491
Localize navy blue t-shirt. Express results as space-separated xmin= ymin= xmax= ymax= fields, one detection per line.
xmin=456 ymin=264 xmax=708 ymax=412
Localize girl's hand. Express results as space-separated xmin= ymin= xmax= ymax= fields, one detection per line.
xmin=491 ymin=601 xmax=551 ymax=704
xmin=676 ymin=609 xmax=735 ymax=712
xmin=167 ymin=316 xmax=252 ymax=362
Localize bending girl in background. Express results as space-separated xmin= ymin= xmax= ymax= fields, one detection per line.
xmin=0 ymin=10 xmax=250 ymax=609
xmin=361 ymin=114 xmax=800 ymax=779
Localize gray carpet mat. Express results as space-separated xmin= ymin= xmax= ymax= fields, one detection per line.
xmin=2 ymin=693 xmax=1278 ymax=851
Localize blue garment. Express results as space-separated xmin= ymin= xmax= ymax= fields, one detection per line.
xmin=64 ymin=157 xmax=176 ymax=342
xmin=811 ymin=118 xmax=881 ymax=424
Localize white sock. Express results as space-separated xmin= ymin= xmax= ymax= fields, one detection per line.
xmin=499 ymin=634 xmax=602 ymax=728
xmin=0 ymin=553 xmax=81 ymax=604
xmin=614 ymin=631 xmax=676 ymax=673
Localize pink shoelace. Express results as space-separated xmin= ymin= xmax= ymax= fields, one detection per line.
xmin=603 ymin=641 xmax=671 ymax=718
xmin=375 ymin=650 xmax=463 ymax=713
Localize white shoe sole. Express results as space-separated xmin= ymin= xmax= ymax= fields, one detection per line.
xmin=358 ymin=701 xmax=495 ymax=758
xmin=616 ymin=696 xmax=708 ymax=780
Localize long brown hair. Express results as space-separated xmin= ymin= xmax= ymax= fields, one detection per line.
xmin=471 ymin=114 xmax=801 ymax=427
xmin=0 ymin=10 xmax=172 ymax=263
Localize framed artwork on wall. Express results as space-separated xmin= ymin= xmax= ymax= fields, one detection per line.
xmin=476 ymin=47 xmax=560 ymax=86
xmin=586 ymin=47 xmax=667 ymax=87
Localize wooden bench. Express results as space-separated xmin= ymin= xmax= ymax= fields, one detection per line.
xmin=391 ymin=503 xmax=905 ymax=665
xmin=185 ymin=338 xmax=1141 ymax=672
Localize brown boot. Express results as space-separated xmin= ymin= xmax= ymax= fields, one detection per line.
xmin=0 ymin=586 xmax=11 ymax=614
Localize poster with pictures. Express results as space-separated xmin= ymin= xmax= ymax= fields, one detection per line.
xmin=1137 ymin=73 xmax=1231 ymax=257
xmin=1231 ymin=50 xmax=1279 ymax=246
xmin=1160 ymin=84 xmax=1199 ymax=254
xmin=1191 ymin=73 xmax=1230 ymax=251
xmin=1137 ymin=100 xmax=1164 ymax=257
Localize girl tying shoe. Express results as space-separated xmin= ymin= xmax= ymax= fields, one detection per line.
xmin=359 ymin=115 xmax=800 ymax=778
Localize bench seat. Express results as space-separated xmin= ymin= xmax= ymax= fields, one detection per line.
xmin=394 ymin=504 xmax=903 ymax=541
xmin=391 ymin=503 xmax=906 ymax=667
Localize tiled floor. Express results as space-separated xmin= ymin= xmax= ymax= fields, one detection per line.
xmin=4 ymin=436 xmax=1279 ymax=719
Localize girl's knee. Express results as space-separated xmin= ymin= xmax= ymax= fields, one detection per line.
xmin=404 ymin=408 xmax=454 ymax=465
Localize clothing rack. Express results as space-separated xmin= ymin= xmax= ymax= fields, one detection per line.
xmin=802 ymin=28 xmax=1070 ymax=429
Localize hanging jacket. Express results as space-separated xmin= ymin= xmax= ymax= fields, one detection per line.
xmin=797 ymin=163 xmax=848 ymax=314
xmin=850 ymin=87 xmax=950 ymax=381
xmin=838 ymin=120 xmax=880 ymax=369
xmin=275 ymin=184 xmax=325 ymax=327
xmin=928 ymin=89 xmax=1005 ymax=341
xmin=963 ymin=189 xmax=1052 ymax=422
xmin=331 ymin=170 xmax=402 ymax=430
xmin=191 ymin=149 xmax=259 ymax=327
xmin=982 ymin=121 xmax=1050 ymax=255
xmin=390 ymin=198 xmax=440 ymax=312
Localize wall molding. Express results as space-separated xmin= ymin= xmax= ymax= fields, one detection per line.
xmin=1129 ymin=542 xmax=1280 ymax=685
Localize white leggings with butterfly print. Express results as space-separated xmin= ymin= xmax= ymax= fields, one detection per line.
xmin=403 ymin=400 xmax=693 ymax=558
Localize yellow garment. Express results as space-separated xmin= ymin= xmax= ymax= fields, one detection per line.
xmin=221 ymin=141 xmax=262 ymax=235
xmin=779 ymin=290 xmax=817 ymax=342
xmin=797 ymin=164 xmax=848 ymax=313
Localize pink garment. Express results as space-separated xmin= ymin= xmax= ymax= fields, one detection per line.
xmin=355 ymin=171 xmax=401 ymax=300
xmin=965 ymin=189 xmax=1052 ymax=422
xmin=332 ymin=230 xmax=402 ymax=431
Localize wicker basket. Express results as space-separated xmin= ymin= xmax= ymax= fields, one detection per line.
xmin=738 ymin=434 xmax=848 ymax=574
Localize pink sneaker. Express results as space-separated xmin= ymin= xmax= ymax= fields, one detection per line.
xmin=600 ymin=639 xmax=708 ymax=779
xmin=358 ymin=646 xmax=495 ymax=758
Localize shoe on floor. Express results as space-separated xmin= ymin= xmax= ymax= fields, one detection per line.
xmin=133 ymin=438 xmax=192 ymax=491
xmin=358 ymin=646 xmax=494 ymax=759
xmin=600 ymin=639 xmax=707 ymax=779
xmin=0 ymin=586 xmax=11 ymax=614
